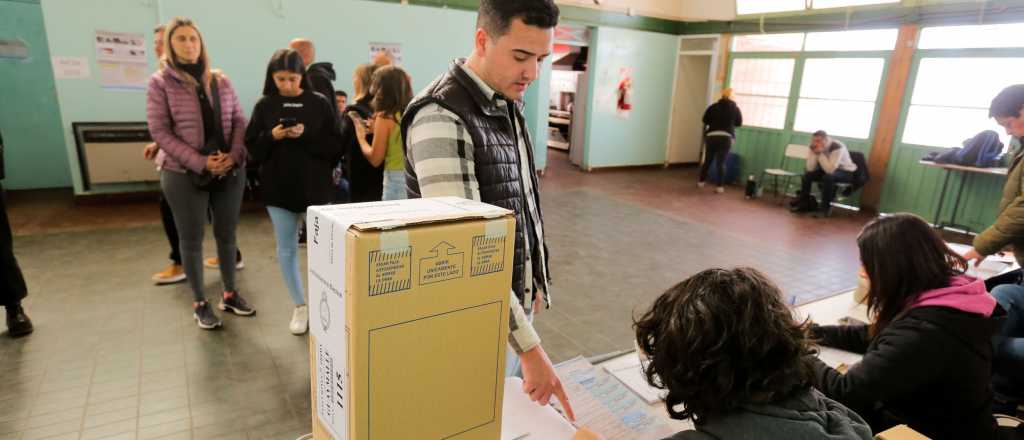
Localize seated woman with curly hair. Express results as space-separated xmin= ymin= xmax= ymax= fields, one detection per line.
xmin=634 ymin=268 xmax=872 ymax=440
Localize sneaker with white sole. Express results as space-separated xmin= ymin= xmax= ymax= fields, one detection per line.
xmin=152 ymin=264 xmax=186 ymax=285
xmin=716 ymin=186 xmax=725 ymax=194
xmin=204 ymin=257 xmax=244 ymax=270
xmin=193 ymin=301 xmax=222 ymax=330
xmin=290 ymin=305 xmax=309 ymax=335
xmin=697 ymin=181 xmax=706 ymax=188
xmin=218 ymin=291 xmax=255 ymax=316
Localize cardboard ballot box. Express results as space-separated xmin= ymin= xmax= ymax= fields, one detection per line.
xmin=306 ymin=197 xmax=516 ymax=440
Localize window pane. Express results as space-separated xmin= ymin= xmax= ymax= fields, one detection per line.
xmin=910 ymin=57 xmax=1024 ymax=108
xmin=794 ymin=99 xmax=876 ymax=138
xmin=733 ymin=95 xmax=790 ymax=129
xmin=901 ymin=105 xmax=1010 ymax=148
xmin=812 ymin=0 xmax=899 ymax=9
xmin=729 ymin=58 xmax=796 ymax=96
xmin=732 ymin=33 xmax=805 ymax=52
xmin=804 ymin=29 xmax=897 ymax=51
xmin=800 ymin=58 xmax=884 ymax=101
xmin=736 ymin=0 xmax=806 ymax=15
xmin=919 ymin=23 xmax=1024 ymax=49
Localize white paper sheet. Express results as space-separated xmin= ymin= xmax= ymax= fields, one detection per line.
xmin=817 ymin=346 xmax=863 ymax=370
xmin=554 ymin=356 xmax=674 ymax=440
xmin=601 ymin=354 xmax=663 ymax=405
xmin=501 ymin=377 xmax=577 ymax=440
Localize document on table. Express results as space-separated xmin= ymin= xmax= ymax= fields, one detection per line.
xmin=501 ymin=377 xmax=576 ymax=440
xmin=554 ymin=356 xmax=675 ymax=440
xmin=601 ymin=353 xmax=664 ymax=405
xmin=817 ymin=346 xmax=863 ymax=371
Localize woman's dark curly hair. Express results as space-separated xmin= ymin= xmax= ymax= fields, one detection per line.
xmin=633 ymin=267 xmax=816 ymax=423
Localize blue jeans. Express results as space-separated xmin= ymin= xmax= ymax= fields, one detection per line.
xmin=800 ymin=168 xmax=855 ymax=210
xmin=382 ymin=170 xmax=407 ymax=201
xmin=991 ymin=283 xmax=1024 ymax=405
xmin=267 ymin=206 xmax=305 ymax=306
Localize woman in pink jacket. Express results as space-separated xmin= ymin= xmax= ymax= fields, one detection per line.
xmin=146 ymin=17 xmax=254 ymax=330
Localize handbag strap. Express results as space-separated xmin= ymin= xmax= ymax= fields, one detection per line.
xmin=207 ymin=75 xmax=228 ymax=153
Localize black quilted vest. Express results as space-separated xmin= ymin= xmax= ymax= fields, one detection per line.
xmin=401 ymin=59 xmax=550 ymax=306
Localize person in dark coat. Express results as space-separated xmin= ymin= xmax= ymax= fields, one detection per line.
xmin=698 ymin=88 xmax=742 ymax=193
xmin=342 ymin=63 xmax=383 ymax=203
xmin=289 ymin=38 xmax=336 ymax=115
xmin=0 ymin=130 xmax=33 ymax=337
xmin=810 ymin=214 xmax=1002 ymax=440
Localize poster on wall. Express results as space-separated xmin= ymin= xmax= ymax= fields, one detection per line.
xmin=94 ymin=30 xmax=148 ymax=91
xmin=616 ymin=67 xmax=633 ymax=119
xmin=0 ymin=39 xmax=28 ymax=60
xmin=369 ymin=42 xmax=402 ymax=65
xmin=52 ymin=56 xmax=90 ymax=79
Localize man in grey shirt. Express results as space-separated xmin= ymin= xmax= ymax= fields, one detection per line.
xmin=792 ymin=130 xmax=858 ymax=217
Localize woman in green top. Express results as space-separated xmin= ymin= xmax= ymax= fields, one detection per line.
xmin=350 ymin=65 xmax=413 ymax=200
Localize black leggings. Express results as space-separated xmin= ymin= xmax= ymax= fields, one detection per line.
xmin=160 ymin=193 xmax=241 ymax=265
xmin=699 ymin=135 xmax=732 ymax=185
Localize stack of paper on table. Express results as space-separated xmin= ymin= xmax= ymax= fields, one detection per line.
xmin=554 ymin=356 xmax=676 ymax=440
xmin=501 ymin=377 xmax=576 ymax=440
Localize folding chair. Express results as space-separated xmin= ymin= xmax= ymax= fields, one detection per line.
xmin=760 ymin=144 xmax=808 ymax=203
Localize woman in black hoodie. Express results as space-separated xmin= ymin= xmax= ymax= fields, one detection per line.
xmin=810 ymin=214 xmax=1002 ymax=439
xmin=245 ymin=49 xmax=342 ymax=335
xmin=699 ymin=88 xmax=742 ymax=193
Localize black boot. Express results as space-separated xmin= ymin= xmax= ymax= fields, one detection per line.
xmin=6 ymin=304 xmax=33 ymax=337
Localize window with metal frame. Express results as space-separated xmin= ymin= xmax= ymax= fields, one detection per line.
xmin=902 ymin=57 xmax=1024 ymax=148
xmin=729 ymin=58 xmax=796 ymax=129
xmin=793 ymin=58 xmax=886 ymax=138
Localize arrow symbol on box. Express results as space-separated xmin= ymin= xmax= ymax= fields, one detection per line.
xmin=429 ymin=242 xmax=457 ymax=257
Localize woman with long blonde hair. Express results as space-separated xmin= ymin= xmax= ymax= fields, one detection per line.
xmin=146 ymin=17 xmax=254 ymax=330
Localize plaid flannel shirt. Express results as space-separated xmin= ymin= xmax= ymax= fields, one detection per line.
xmin=405 ymin=63 xmax=549 ymax=354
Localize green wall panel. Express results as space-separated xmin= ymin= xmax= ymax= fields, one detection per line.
xmin=0 ymin=0 xmax=70 ymax=189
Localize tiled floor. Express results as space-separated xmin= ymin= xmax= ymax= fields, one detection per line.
xmin=0 ymin=150 xmax=879 ymax=439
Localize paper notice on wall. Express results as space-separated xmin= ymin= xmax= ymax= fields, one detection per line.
xmin=94 ymin=30 xmax=147 ymax=90
xmin=369 ymin=42 xmax=402 ymax=65
xmin=0 ymin=39 xmax=28 ymax=60
xmin=52 ymin=56 xmax=90 ymax=79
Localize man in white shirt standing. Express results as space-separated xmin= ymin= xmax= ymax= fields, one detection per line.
xmin=791 ymin=130 xmax=858 ymax=217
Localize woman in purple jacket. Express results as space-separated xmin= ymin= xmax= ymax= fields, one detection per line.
xmin=146 ymin=17 xmax=254 ymax=330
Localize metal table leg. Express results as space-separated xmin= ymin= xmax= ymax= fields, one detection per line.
xmin=933 ymin=168 xmax=953 ymax=228
xmin=949 ymin=170 xmax=970 ymax=231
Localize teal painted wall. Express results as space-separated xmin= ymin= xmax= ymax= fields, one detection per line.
xmin=582 ymin=27 xmax=677 ymax=169
xmin=0 ymin=0 xmax=70 ymax=189
xmin=523 ymin=57 xmax=552 ymax=171
xmin=40 ymin=0 xmax=477 ymax=194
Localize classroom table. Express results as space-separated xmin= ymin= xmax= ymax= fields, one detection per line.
xmin=918 ymin=160 xmax=1008 ymax=233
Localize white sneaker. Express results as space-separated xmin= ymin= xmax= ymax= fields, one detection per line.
xmin=697 ymin=181 xmax=706 ymax=188
xmin=290 ymin=305 xmax=309 ymax=335
xmin=716 ymin=186 xmax=725 ymax=194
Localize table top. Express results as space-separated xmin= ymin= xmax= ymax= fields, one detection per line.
xmin=918 ymin=160 xmax=1009 ymax=176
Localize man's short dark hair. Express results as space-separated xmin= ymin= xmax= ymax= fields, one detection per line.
xmin=634 ymin=268 xmax=815 ymax=423
xmin=335 ymin=90 xmax=347 ymax=98
xmin=812 ymin=130 xmax=828 ymax=138
xmin=990 ymin=84 xmax=1024 ymax=119
xmin=153 ymin=24 xmax=165 ymax=34
xmin=477 ymin=0 xmax=559 ymax=38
